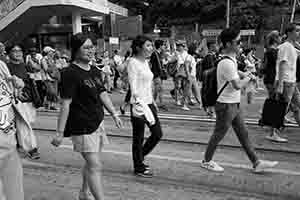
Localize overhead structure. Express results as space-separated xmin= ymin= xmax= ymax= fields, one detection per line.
xmin=0 ymin=0 xmax=128 ymax=44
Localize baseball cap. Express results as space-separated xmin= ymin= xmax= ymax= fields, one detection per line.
xmin=43 ymin=46 xmax=55 ymax=54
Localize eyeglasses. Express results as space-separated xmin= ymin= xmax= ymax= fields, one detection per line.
xmin=233 ymin=39 xmax=242 ymax=45
xmin=82 ymin=45 xmax=94 ymax=50
xmin=11 ymin=49 xmax=22 ymax=53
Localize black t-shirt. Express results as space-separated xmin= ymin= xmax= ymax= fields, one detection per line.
xmin=60 ymin=63 xmax=106 ymax=137
xmin=7 ymin=62 xmax=28 ymax=80
xmin=150 ymin=51 xmax=162 ymax=79
xmin=263 ymin=48 xmax=278 ymax=84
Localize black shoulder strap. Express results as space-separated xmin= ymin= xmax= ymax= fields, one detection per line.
xmin=216 ymin=56 xmax=236 ymax=98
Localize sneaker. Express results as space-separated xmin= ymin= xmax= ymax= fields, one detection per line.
xmin=253 ymin=160 xmax=278 ymax=173
xmin=170 ymin=90 xmax=175 ymax=100
xmin=120 ymin=106 xmax=125 ymax=115
xmin=158 ymin=105 xmax=168 ymax=111
xmin=200 ymin=160 xmax=224 ymax=172
xmin=176 ymin=101 xmax=182 ymax=106
xmin=285 ymin=116 xmax=296 ymax=124
xmin=79 ymin=191 xmax=93 ymax=200
xmin=266 ymin=134 xmax=288 ymax=143
xmin=134 ymin=169 xmax=153 ymax=178
xmin=181 ymin=105 xmax=190 ymax=111
xmin=142 ymin=163 xmax=150 ymax=170
xmin=27 ymin=148 xmax=40 ymax=160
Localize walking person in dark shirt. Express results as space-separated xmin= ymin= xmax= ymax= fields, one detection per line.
xmin=51 ymin=33 xmax=123 ymax=200
xmin=150 ymin=40 xmax=168 ymax=111
xmin=6 ymin=44 xmax=41 ymax=159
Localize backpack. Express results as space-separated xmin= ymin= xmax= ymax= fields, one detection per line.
xmin=201 ymin=56 xmax=235 ymax=107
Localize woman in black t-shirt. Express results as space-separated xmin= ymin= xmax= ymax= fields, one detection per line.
xmin=51 ymin=33 xmax=122 ymax=200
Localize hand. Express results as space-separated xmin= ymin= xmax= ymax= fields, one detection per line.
xmin=112 ymin=114 xmax=123 ymax=128
xmin=276 ymin=82 xmax=284 ymax=94
xmin=51 ymin=132 xmax=63 ymax=147
xmin=7 ymin=76 xmax=24 ymax=89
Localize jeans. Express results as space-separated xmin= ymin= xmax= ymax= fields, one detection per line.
xmin=0 ymin=150 xmax=24 ymax=200
xmin=153 ymin=77 xmax=164 ymax=105
xmin=282 ymin=82 xmax=300 ymax=126
xmin=188 ymin=76 xmax=202 ymax=105
xmin=130 ymin=104 xmax=163 ymax=171
xmin=204 ymin=102 xmax=258 ymax=165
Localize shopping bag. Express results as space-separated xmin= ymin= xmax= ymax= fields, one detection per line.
xmin=259 ymin=95 xmax=288 ymax=129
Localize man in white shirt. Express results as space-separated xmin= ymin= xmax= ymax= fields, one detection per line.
xmin=112 ymin=49 xmax=123 ymax=90
xmin=275 ymin=23 xmax=300 ymax=141
xmin=200 ymin=28 xmax=278 ymax=173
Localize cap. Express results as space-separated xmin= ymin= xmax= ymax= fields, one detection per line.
xmin=176 ymin=40 xmax=186 ymax=46
xmin=43 ymin=46 xmax=55 ymax=54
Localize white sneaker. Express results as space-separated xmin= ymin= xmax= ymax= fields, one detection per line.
xmin=181 ymin=105 xmax=190 ymax=111
xmin=176 ymin=101 xmax=182 ymax=106
xmin=200 ymin=160 xmax=224 ymax=172
xmin=253 ymin=160 xmax=278 ymax=173
xmin=266 ymin=134 xmax=288 ymax=143
xmin=79 ymin=191 xmax=93 ymax=200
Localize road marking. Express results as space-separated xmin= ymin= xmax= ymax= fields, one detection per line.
xmin=57 ymin=144 xmax=300 ymax=176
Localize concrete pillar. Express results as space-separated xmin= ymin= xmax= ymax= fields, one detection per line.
xmin=110 ymin=13 xmax=117 ymax=37
xmin=72 ymin=11 xmax=82 ymax=34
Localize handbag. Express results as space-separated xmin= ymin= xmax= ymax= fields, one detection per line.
xmin=166 ymin=61 xmax=178 ymax=77
xmin=154 ymin=51 xmax=168 ymax=80
xmin=259 ymin=94 xmax=287 ymax=129
xmin=19 ymin=78 xmax=44 ymax=108
xmin=175 ymin=55 xmax=189 ymax=78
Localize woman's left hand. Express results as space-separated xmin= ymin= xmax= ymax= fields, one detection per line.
xmin=8 ymin=76 xmax=24 ymax=89
xmin=112 ymin=114 xmax=123 ymax=128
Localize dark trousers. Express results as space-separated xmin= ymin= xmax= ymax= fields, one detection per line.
xmin=113 ymin=70 xmax=120 ymax=88
xmin=130 ymin=104 xmax=163 ymax=171
xmin=124 ymin=89 xmax=131 ymax=103
xmin=204 ymin=102 xmax=258 ymax=166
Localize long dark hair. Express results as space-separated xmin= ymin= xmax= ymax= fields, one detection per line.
xmin=131 ymin=35 xmax=152 ymax=56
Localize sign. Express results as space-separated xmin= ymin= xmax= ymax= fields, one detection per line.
xmin=117 ymin=15 xmax=143 ymax=39
xmin=202 ymin=29 xmax=255 ymax=37
xmin=240 ymin=29 xmax=255 ymax=36
xmin=109 ymin=37 xmax=119 ymax=44
xmin=202 ymin=29 xmax=222 ymax=37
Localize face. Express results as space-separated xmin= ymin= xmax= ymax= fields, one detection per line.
xmin=227 ymin=34 xmax=242 ymax=54
xmin=290 ymin=26 xmax=300 ymax=41
xmin=177 ymin=44 xmax=186 ymax=52
xmin=76 ymin=39 xmax=94 ymax=63
xmin=142 ymin=40 xmax=153 ymax=58
xmin=0 ymin=43 xmax=5 ymax=56
xmin=103 ymin=51 xmax=109 ymax=57
xmin=10 ymin=46 xmax=23 ymax=61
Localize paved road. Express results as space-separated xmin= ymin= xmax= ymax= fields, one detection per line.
xmin=23 ymin=131 xmax=299 ymax=200
xmin=21 ymin=112 xmax=300 ymax=200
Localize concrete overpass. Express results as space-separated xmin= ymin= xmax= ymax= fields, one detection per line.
xmin=0 ymin=0 xmax=128 ymax=44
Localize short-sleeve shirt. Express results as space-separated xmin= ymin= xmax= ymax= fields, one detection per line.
xmin=60 ymin=63 xmax=106 ymax=137
xmin=186 ymin=54 xmax=197 ymax=77
xmin=217 ymin=57 xmax=240 ymax=103
xmin=276 ymin=41 xmax=298 ymax=83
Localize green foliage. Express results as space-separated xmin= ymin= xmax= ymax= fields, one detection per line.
xmin=111 ymin=0 xmax=293 ymax=32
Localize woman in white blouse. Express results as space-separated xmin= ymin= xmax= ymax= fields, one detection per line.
xmin=127 ymin=35 xmax=163 ymax=178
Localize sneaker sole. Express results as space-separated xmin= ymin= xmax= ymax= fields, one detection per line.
xmin=134 ymin=172 xmax=153 ymax=178
xmin=266 ymin=137 xmax=288 ymax=143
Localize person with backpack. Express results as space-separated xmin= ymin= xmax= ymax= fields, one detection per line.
xmin=200 ymin=28 xmax=278 ymax=173
xmin=201 ymin=42 xmax=219 ymax=117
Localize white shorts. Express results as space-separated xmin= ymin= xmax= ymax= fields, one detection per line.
xmin=71 ymin=122 xmax=109 ymax=153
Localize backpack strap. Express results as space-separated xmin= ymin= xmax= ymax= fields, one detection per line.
xmin=216 ymin=56 xmax=236 ymax=99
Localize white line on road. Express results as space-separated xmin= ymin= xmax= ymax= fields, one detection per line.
xmin=56 ymin=144 xmax=300 ymax=176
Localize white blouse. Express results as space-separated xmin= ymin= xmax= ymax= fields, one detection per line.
xmin=127 ymin=57 xmax=154 ymax=104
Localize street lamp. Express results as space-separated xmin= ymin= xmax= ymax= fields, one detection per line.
xmin=226 ymin=0 xmax=230 ymax=28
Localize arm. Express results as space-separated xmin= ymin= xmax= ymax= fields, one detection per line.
xmin=127 ymin=60 xmax=138 ymax=100
xmin=231 ymin=76 xmax=251 ymax=90
xmin=51 ymin=99 xmax=71 ymax=146
xmin=100 ymin=92 xmax=122 ymax=128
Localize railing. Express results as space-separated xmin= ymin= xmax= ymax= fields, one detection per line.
xmin=0 ymin=0 xmax=25 ymax=21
